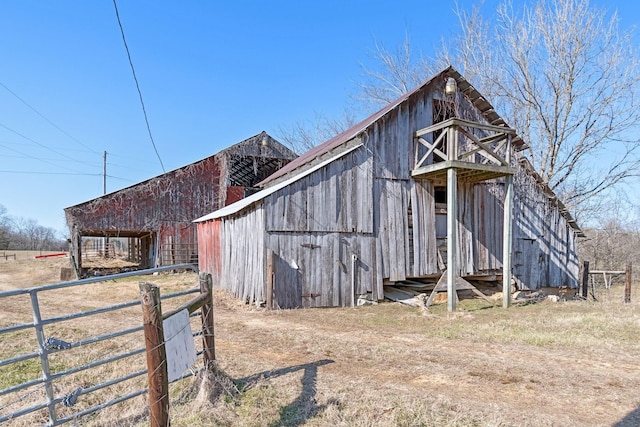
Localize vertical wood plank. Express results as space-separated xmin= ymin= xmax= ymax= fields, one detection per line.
xmin=139 ymin=282 xmax=169 ymax=427
xmin=266 ymin=250 xmax=274 ymax=309
xmin=199 ymin=273 xmax=215 ymax=366
xmin=502 ymin=175 xmax=514 ymax=308
xmin=625 ymin=263 xmax=632 ymax=303
xmin=581 ymin=261 xmax=590 ymax=299
xmin=447 ymin=168 xmax=458 ymax=312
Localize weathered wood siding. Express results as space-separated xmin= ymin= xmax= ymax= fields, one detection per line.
xmin=67 ymin=132 xmax=296 ymax=270
xmin=369 ymin=88 xmax=441 ymax=285
xmin=215 ymin=205 xmax=266 ymax=304
xmin=265 ymin=147 xmax=373 ymax=233
xmin=452 ymin=167 xmax=579 ymax=288
xmin=266 ymin=232 xmax=376 ymax=308
xmin=263 ymin=147 xmax=376 ymax=307
xmin=372 ymin=103 xmax=411 ymax=179
xmin=197 ymin=219 xmax=221 ymax=280
xmin=455 ymin=176 xmax=578 ymax=288
xmin=512 ymin=167 xmax=579 ymax=288
xmin=198 ymin=74 xmax=580 ymax=308
xmin=369 ymin=80 xmax=499 ymax=283
xmin=456 ymin=183 xmax=504 ymax=275
xmin=409 ymin=179 xmax=439 ymax=277
xmin=66 ymin=157 xmax=221 ymax=233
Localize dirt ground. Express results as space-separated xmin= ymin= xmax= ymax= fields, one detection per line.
xmin=1 ymin=255 xmax=639 ymax=426
xmin=210 ymin=294 xmax=640 ymax=427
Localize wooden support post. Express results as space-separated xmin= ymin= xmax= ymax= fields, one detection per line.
xmin=581 ymin=261 xmax=589 ymax=299
xmin=502 ymin=174 xmax=514 ymax=308
xmin=266 ymin=250 xmax=274 ymax=310
xmin=447 ymin=167 xmax=458 ymax=312
xmin=351 ymin=254 xmax=358 ymax=307
xmin=625 ymin=263 xmax=632 ymax=303
xmin=139 ymin=282 xmax=169 ymax=427
xmin=199 ymin=273 xmax=216 ymax=367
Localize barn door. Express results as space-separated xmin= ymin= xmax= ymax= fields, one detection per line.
xmin=272 ymin=252 xmax=303 ymax=309
xmin=514 ymin=237 xmax=540 ymax=290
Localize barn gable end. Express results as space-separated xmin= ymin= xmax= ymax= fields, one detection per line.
xmin=65 ymin=132 xmax=295 ymax=277
xmin=196 ymin=67 xmax=582 ymax=308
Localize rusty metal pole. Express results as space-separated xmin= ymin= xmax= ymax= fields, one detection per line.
xmin=625 ymin=263 xmax=632 ymax=303
xmin=200 ymin=273 xmax=216 ymax=367
xmin=139 ymin=282 xmax=169 ymax=427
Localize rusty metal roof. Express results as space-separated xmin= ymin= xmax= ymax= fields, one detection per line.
xmin=256 ymin=66 xmax=581 ymax=236
xmin=65 ymin=131 xmax=295 ymax=210
xmin=259 ymin=66 xmax=525 ymax=188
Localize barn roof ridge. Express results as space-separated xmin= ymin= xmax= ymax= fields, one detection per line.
xmin=65 ymin=131 xmax=293 ymax=210
xmin=258 ymin=66 xmax=527 ymax=189
xmin=247 ymin=66 xmax=581 ymax=235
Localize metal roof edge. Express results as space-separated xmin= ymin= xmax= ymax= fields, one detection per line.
xmin=64 ymin=131 xmax=292 ymax=211
xmin=194 ymin=143 xmax=364 ymax=222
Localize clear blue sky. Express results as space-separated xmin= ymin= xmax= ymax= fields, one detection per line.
xmin=1 ymin=0 xmax=638 ymax=234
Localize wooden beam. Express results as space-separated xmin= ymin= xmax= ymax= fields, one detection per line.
xmin=139 ymin=282 xmax=169 ymax=427
xmin=415 ymin=134 xmax=447 ymax=168
xmin=458 ymin=135 xmax=506 ymax=161
xmin=447 ymin=168 xmax=458 ymax=312
xmin=502 ymin=175 xmax=514 ymax=308
xmin=415 ymin=117 xmax=458 ymax=137
xmin=457 ymin=126 xmax=508 ymax=166
xmin=415 ymin=117 xmax=516 ymax=137
xmin=581 ymin=261 xmax=590 ymax=299
xmin=625 ymin=263 xmax=632 ymax=303
xmin=200 ymin=273 xmax=215 ymax=366
xmin=266 ymin=249 xmax=274 ymax=310
xmin=412 ymin=160 xmax=515 ymax=179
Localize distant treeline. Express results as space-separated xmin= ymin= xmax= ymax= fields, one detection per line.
xmin=0 ymin=205 xmax=67 ymax=251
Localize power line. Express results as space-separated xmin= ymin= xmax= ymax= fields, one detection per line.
xmin=0 ymin=121 xmax=90 ymax=166
xmin=112 ymin=0 xmax=166 ymax=173
xmin=0 ymin=152 xmax=101 ymax=167
xmin=0 ymin=81 xmax=101 ymax=156
xmin=106 ymin=174 xmax=136 ymax=183
xmin=0 ymin=170 xmax=101 ymax=176
xmin=0 ymin=142 xmax=89 ymax=174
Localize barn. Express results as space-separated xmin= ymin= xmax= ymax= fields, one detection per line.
xmin=195 ymin=67 xmax=583 ymax=310
xmin=65 ymin=132 xmax=296 ymax=276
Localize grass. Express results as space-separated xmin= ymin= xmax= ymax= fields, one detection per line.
xmin=1 ymin=254 xmax=640 ymax=426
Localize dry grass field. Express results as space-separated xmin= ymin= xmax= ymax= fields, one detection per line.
xmin=1 ymin=254 xmax=639 ymax=426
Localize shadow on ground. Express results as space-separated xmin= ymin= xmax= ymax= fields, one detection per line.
xmin=613 ymin=404 xmax=640 ymax=427
xmin=237 ymin=359 xmax=335 ymax=427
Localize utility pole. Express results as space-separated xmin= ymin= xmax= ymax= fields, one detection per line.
xmin=103 ymin=151 xmax=109 ymax=258
xmin=103 ymin=151 xmax=107 ymax=195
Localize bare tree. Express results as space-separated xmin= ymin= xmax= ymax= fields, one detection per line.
xmin=355 ymin=0 xmax=640 ymax=216
xmin=578 ymin=193 xmax=640 ymax=268
xmin=277 ymin=110 xmax=358 ymax=154
xmin=451 ymin=0 xmax=640 ymax=213
xmin=9 ymin=216 xmax=64 ymax=251
xmin=0 ymin=205 xmax=10 ymax=250
xmin=354 ymin=34 xmax=438 ymax=112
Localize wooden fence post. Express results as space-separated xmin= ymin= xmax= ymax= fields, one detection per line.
xmin=139 ymin=282 xmax=169 ymax=427
xmin=581 ymin=261 xmax=589 ymax=299
xmin=625 ymin=263 xmax=632 ymax=304
xmin=267 ymin=250 xmax=274 ymax=310
xmin=199 ymin=273 xmax=215 ymax=367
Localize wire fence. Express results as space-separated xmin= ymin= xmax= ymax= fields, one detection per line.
xmin=588 ymin=269 xmax=628 ymax=301
xmin=0 ymin=263 xmax=209 ymax=426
